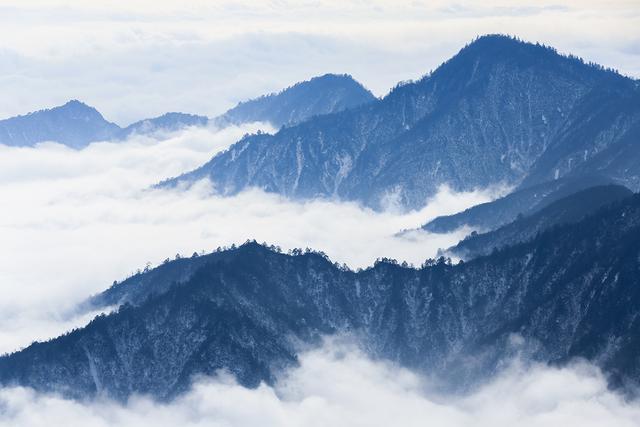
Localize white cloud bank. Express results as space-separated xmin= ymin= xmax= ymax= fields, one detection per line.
xmin=1 ymin=339 xmax=639 ymax=427
xmin=0 ymin=125 xmax=493 ymax=353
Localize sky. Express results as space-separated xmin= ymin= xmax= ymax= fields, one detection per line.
xmin=0 ymin=0 xmax=638 ymax=124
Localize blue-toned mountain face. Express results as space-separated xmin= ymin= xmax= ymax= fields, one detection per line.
xmin=422 ymin=174 xmax=614 ymax=233
xmin=446 ymin=184 xmax=633 ymax=259
xmin=213 ymin=73 xmax=376 ymax=128
xmin=166 ymin=35 xmax=639 ymax=211
xmin=119 ymin=113 xmax=209 ymax=139
xmin=2 ymin=193 xmax=640 ymax=401
xmin=0 ymin=74 xmax=375 ymax=148
xmin=0 ymin=102 xmax=208 ymax=148
xmin=0 ymin=100 xmax=121 ymax=149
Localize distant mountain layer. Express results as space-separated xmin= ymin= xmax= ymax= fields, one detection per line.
xmin=166 ymin=35 xmax=640 ymax=211
xmin=213 ymin=73 xmax=376 ymax=128
xmin=0 ymin=100 xmax=121 ymax=149
xmin=447 ymin=184 xmax=633 ymax=259
xmin=0 ymin=74 xmax=374 ymax=148
xmin=422 ymin=175 xmax=614 ymax=233
xmin=2 ymin=193 xmax=640 ymax=401
xmin=119 ymin=113 xmax=209 ymax=139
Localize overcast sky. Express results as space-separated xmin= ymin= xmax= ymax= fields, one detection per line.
xmin=0 ymin=0 xmax=638 ymax=125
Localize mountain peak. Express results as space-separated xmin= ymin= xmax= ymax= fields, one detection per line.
xmin=468 ymin=33 xmax=526 ymax=47
xmin=312 ymin=72 xmax=355 ymax=80
xmin=119 ymin=111 xmax=209 ymax=139
xmin=215 ymin=72 xmax=376 ymax=128
xmin=61 ymin=99 xmax=91 ymax=109
xmin=280 ymin=73 xmax=373 ymax=98
xmin=170 ymin=36 xmax=639 ymax=211
xmin=307 ymin=73 xmax=361 ymax=85
xmin=0 ymin=99 xmax=120 ymax=148
xmin=443 ymin=33 xmax=625 ymax=80
xmin=52 ymin=99 xmax=101 ymax=116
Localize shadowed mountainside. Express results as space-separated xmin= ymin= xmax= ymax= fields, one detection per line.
xmin=2 ymin=193 xmax=640 ymax=401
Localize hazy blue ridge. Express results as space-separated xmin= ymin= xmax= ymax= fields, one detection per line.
xmin=0 ymin=74 xmax=375 ymax=148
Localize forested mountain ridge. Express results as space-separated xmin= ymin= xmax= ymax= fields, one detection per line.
xmin=2 ymin=193 xmax=640 ymax=401
xmin=166 ymin=35 xmax=639 ymax=210
xmin=422 ymin=174 xmax=614 ymax=233
xmin=446 ymin=184 xmax=633 ymax=259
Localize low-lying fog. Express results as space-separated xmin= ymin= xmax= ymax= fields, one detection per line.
xmin=0 ymin=124 xmax=494 ymax=353
xmin=1 ymin=338 xmax=638 ymax=427
xmin=1 ymin=123 xmax=639 ymax=427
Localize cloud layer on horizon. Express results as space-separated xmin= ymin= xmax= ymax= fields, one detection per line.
xmin=0 ymin=0 xmax=637 ymax=124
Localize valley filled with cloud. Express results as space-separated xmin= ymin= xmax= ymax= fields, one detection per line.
xmin=1 ymin=124 xmax=639 ymax=427
xmin=0 ymin=125 xmax=492 ymax=353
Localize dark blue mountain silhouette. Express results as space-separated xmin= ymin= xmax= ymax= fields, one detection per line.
xmin=2 ymin=193 xmax=640 ymax=401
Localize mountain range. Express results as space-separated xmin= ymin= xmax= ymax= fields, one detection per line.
xmin=1 ymin=192 xmax=639 ymax=401
xmin=2 ymin=34 xmax=640 ymax=407
xmin=213 ymin=73 xmax=376 ymax=128
xmin=0 ymin=74 xmax=374 ymax=149
xmin=165 ymin=35 xmax=640 ymax=211
xmin=0 ymin=100 xmax=121 ymax=149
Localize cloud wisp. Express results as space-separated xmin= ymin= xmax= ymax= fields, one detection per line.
xmin=1 ymin=338 xmax=639 ymax=427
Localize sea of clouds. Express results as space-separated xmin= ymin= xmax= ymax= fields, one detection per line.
xmin=1 ymin=2 xmax=639 ymax=424
xmin=1 ymin=339 xmax=639 ymax=427
xmin=1 ymin=118 xmax=639 ymax=426
xmin=0 ymin=124 xmax=493 ymax=354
